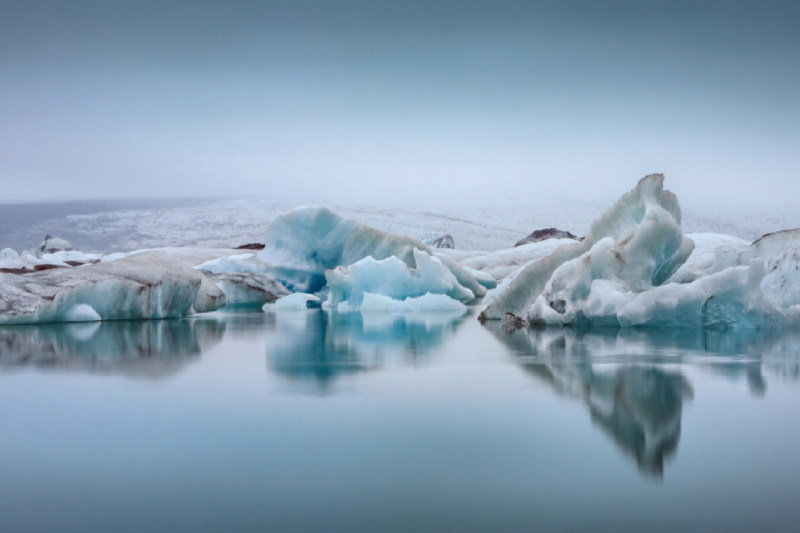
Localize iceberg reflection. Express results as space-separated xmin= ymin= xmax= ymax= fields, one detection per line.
xmin=267 ymin=309 xmax=469 ymax=392
xmin=486 ymin=323 xmax=800 ymax=475
xmin=485 ymin=323 xmax=693 ymax=476
xmin=0 ymin=318 xmax=226 ymax=378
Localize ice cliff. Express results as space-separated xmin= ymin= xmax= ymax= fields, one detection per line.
xmin=480 ymin=174 xmax=800 ymax=329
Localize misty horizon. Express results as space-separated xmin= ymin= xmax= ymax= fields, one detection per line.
xmin=2 ymin=0 xmax=799 ymax=207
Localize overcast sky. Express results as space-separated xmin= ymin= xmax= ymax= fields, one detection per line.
xmin=1 ymin=0 xmax=799 ymax=206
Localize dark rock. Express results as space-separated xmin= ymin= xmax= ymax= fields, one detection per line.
xmin=0 ymin=268 xmax=28 ymax=275
xmin=33 ymin=264 xmax=64 ymax=272
xmin=236 ymin=243 xmax=266 ymax=250
xmin=515 ymin=228 xmax=578 ymax=247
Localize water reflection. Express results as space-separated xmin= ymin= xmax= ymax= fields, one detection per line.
xmin=486 ymin=323 xmax=800 ymax=476
xmin=267 ymin=309 xmax=470 ymax=393
xmin=0 ymin=318 xmax=226 ymax=378
xmin=490 ymin=324 xmax=693 ymax=476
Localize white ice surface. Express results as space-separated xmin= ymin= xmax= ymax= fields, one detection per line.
xmin=668 ymin=233 xmax=750 ymax=284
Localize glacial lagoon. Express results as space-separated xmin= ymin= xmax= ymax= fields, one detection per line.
xmin=2 ymin=308 xmax=800 ymax=532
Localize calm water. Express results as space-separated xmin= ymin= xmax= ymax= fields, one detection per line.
xmin=2 ymin=307 xmax=800 ymax=533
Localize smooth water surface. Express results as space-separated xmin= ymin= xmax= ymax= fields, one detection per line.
xmin=2 ymin=308 xmax=800 ymax=532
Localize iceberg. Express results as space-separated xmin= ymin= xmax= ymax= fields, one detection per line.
xmin=482 ymin=174 xmax=694 ymax=322
xmin=481 ymin=174 xmax=800 ymax=329
xmin=326 ymin=248 xmax=474 ymax=310
xmin=196 ymin=206 xmax=485 ymax=299
xmin=0 ymin=251 xmax=226 ymax=325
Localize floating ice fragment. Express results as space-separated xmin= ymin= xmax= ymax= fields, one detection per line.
xmin=265 ymin=293 xmax=322 ymax=311
xmin=64 ymin=304 xmax=101 ymax=322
